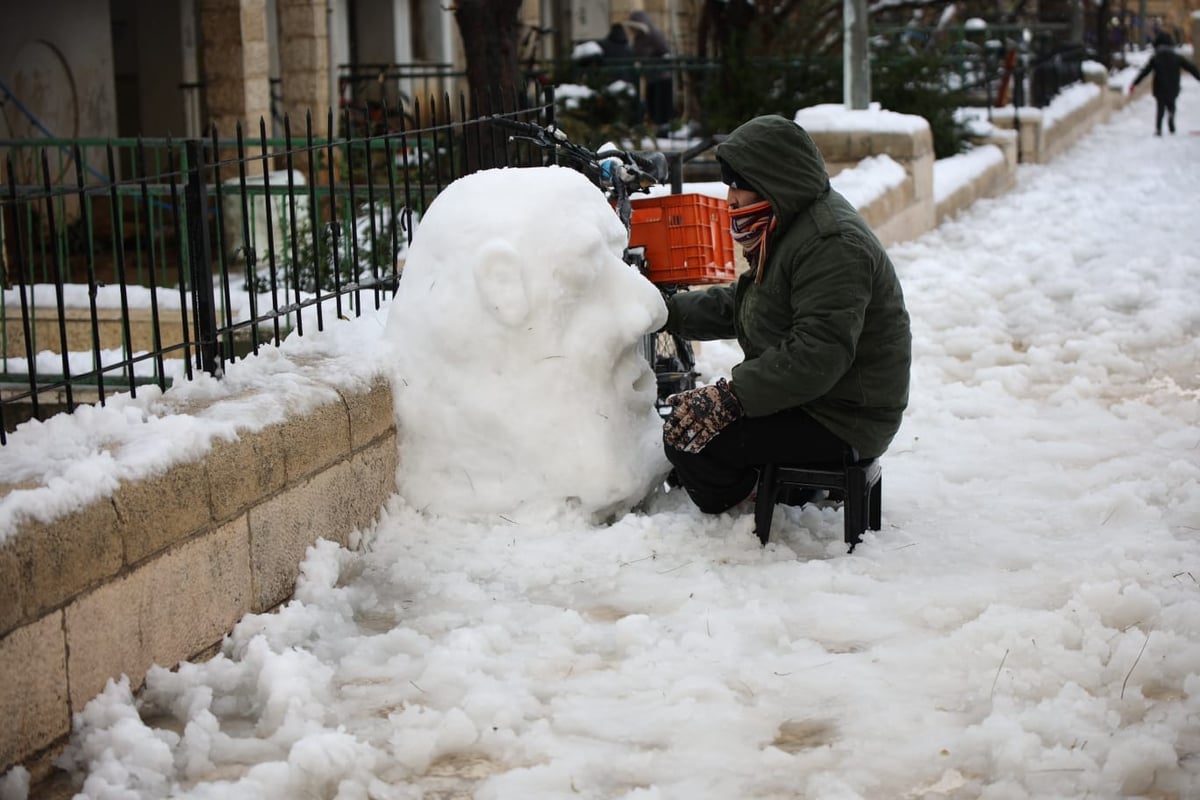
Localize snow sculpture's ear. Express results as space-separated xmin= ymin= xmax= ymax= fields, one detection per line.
xmin=472 ymin=240 xmax=530 ymax=327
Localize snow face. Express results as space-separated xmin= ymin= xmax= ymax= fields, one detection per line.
xmin=384 ymin=166 xmax=669 ymax=522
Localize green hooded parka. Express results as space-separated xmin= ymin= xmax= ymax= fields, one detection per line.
xmin=665 ymin=115 xmax=912 ymax=459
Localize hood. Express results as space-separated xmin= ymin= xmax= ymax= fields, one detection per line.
xmin=715 ymin=115 xmax=831 ymax=227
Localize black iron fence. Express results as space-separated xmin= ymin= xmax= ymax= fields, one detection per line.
xmin=1 ymin=89 xmax=556 ymax=443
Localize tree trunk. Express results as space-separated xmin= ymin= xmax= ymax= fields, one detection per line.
xmin=454 ymin=0 xmax=524 ymax=114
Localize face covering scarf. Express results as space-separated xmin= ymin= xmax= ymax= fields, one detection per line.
xmin=729 ymin=199 xmax=777 ymax=283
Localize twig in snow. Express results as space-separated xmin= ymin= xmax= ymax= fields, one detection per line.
xmin=656 ymin=560 xmax=693 ymax=574
xmin=990 ymin=649 xmax=1010 ymax=698
xmin=1121 ymin=632 xmax=1150 ymax=699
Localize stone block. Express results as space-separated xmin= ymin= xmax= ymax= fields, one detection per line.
xmin=206 ymin=81 xmax=250 ymax=119
xmin=875 ymin=196 xmax=935 ymax=248
xmin=867 ymin=128 xmax=933 ymax=162
xmin=908 ymin=151 xmax=934 ymax=205
xmin=281 ymin=73 xmax=330 ymax=115
xmin=349 ymin=437 xmax=398 ymax=532
xmin=807 ymin=131 xmax=855 ymax=166
xmin=114 ymin=459 xmax=212 ymax=565
xmin=277 ymin=2 xmax=327 ymax=39
xmin=65 ymin=517 xmax=251 ymax=710
xmin=240 ymin=0 xmax=269 ymax=42
xmin=244 ymin=80 xmax=273 ymax=125
xmin=278 ymin=38 xmax=320 ymax=73
xmin=243 ymin=42 xmax=271 ymax=80
xmin=345 ymin=377 xmax=396 ymax=450
xmin=0 ymin=613 xmax=69 ymax=771
xmin=0 ymin=539 xmax=21 ymax=635
xmin=199 ymin=35 xmax=246 ymax=83
xmin=279 ymin=397 xmax=351 ymax=482
xmin=0 ymin=502 xmax=123 ymax=635
xmin=249 ymin=458 xmax=358 ymax=611
xmin=206 ymin=427 xmax=287 ymax=522
xmin=856 ymin=180 xmax=906 ymax=237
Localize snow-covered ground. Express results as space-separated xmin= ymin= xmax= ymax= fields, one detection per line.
xmin=3 ymin=76 xmax=1200 ymax=799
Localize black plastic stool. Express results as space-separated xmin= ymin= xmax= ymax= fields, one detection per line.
xmin=754 ymin=455 xmax=882 ymax=550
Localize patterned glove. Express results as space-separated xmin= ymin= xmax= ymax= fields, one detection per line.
xmin=663 ymin=378 xmax=743 ymax=454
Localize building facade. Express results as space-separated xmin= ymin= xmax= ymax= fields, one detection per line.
xmin=0 ymin=0 xmax=684 ymax=144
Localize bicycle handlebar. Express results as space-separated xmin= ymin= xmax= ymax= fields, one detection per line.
xmin=488 ymin=116 xmax=667 ymax=195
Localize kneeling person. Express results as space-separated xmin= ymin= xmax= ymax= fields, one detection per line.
xmin=662 ymin=115 xmax=912 ymax=513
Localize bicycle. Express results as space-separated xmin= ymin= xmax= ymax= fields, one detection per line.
xmin=488 ymin=116 xmax=701 ymax=413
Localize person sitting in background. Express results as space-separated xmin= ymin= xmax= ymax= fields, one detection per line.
xmin=599 ymin=24 xmax=635 ymax=72
xmin=627 ymin=10 xmax=673 ymax=130
xmin=659 ymin=115 xmax=912 ymax=514
xmin=1129 ymin=31 xmax=1200 ymax=135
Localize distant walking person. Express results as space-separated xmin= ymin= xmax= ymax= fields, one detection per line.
xmin=1129 ymin=32 xmax=1200 ymax=135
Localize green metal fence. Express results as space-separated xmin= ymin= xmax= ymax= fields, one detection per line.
xmin=1 ymin=90 xmax=555 ymax=442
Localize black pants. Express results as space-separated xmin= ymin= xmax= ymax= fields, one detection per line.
xmin=1155 ymin=97 xmax=1177 ymax=133
xmin=665 ymin=408 xmax=849 ymax=514
xmin=644 ymin=76 xmax=673 ymax=126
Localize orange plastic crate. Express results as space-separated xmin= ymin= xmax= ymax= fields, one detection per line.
xmin=629 ymin=193 xmax=736 ymax=286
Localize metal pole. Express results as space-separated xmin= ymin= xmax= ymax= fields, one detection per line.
xmin=184 ymin=139 xmax=220 ymax=376
xmin=844 ymin=0 xmax=871 ymax=109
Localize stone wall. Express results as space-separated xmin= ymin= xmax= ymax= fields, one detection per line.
xmin=804 ymin=71 xmax=1122 ymax=244
xmin=2 ymin=307 xmax=194 ymax=360
xmin=0 ymin=375 xmax=398 ymax=784
xmin=797 ymin=108 xmax=937 ymax=247
xmin=199 ymin=0 xmax=272 ymax=135
xmin=986 ymin=67 xmax=1138 ymax=164
xmin=933 ymin=132 xmax=1019 ymax=226
xmin=276 ymin=0 xmax=332 ymax=131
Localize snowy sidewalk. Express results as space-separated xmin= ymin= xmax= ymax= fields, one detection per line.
xmin=26 ymin=83 xmax=1200 ymax=800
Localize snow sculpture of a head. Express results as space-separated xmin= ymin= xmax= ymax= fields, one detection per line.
xmin=385 ymin=166 xmax=669 ymax=521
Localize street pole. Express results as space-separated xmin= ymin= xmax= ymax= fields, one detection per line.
xmin=844 ymin=0 xmax=871 ymax=109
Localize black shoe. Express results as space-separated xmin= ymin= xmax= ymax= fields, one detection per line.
xmin=1169 ymin=119 xmax=1176 ymax=134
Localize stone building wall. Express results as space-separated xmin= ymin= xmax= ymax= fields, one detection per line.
xmin=199 ymin=0 xmax=273 ymax=135
xmin=276 ymin=0 xmax=333 ymax=128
